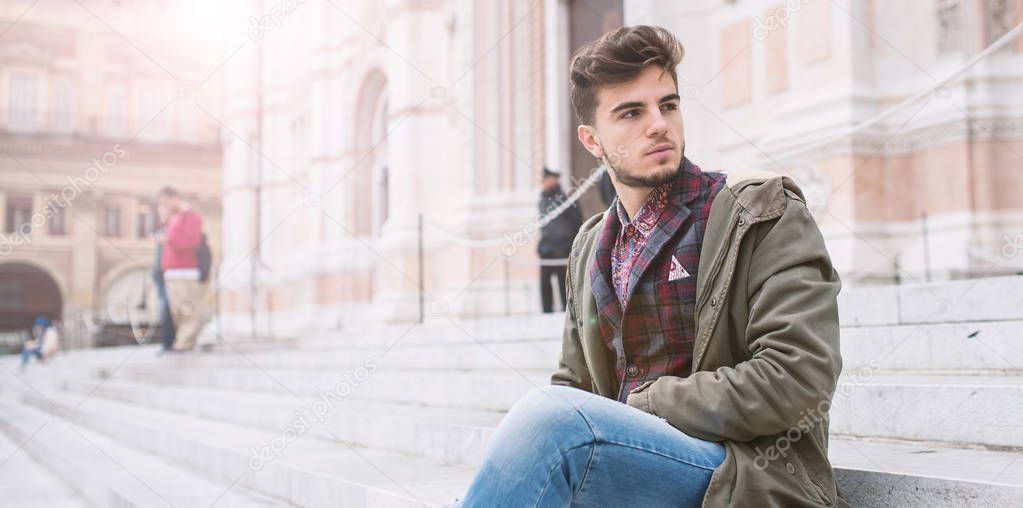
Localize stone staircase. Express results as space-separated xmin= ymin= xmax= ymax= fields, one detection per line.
xmin=2 ymin=275 xmax=1022 ymax=507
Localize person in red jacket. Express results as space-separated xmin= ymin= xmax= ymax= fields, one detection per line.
xmin=157 ymin=186 xmax=205 ymax=351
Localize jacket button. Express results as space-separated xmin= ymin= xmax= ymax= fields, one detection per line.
xmin=626 ymin=364 xmax=639 ymax=377
xmin=710 ymin=297 xmax=718 ymax=307
xmin=786 ymin=463 xmax=795 ymax=474
xmin=738 ymin=217 xmax=746 ymax=226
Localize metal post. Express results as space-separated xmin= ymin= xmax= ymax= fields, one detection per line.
xmin=250 ymin=0 xmax=264 ymax=341
xmin=418 ymin=213 xmax=424 ymax=324
xmin=893 ymin=257 xmax=902 ymax=286
xmin=214 ymin=265 xmax=223 ymax=347
xmin=504 ymin=256 xmax=510 ymax=316
xmin=921 ymin=212 xmax=932 ymax=283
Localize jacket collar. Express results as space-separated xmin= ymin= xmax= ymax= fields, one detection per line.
xmin=724 ymin=169 xmax=803 ymax=219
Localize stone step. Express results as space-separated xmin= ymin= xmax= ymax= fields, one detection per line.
xmin=8 ymin=308 xmax=1021 ymax=380
xmin=235 ymin=275 xmax=1023 ymax=336
xmin=28 ymin=341 xmax=1023 ymax=450
xmin=0 ymin=399 xmax=280 ymax=507
xmin=111 ymin=367 xmax=1023 ymax=453
xmin=306 ymin=313 xmax=567 ymax=346
xmin=0 ymin=378 xmax=473 ymax=507
xmin=190 ymin=318 xmax=1023 ymax=376
xmin=146 ymin=339 xmax=563 ymax=373
xmin=42 ymin=316 xmax=1019 ymax=383
xmin=289 ymin=275 xmax=1023 ymax=336
xmin=131 ymin=366 xmax=1023 ymax=449
xmin=841 ymin=320 xmax=1023 ymax=374
xmin=11 ymin=367 xmax=1023 ymax=507
xmin=838 ymin=275 xmax=1023 ymax=327
xmin=0 ymin=420 xmax=88 ymax=508
xmin=829 ymin=374 xmax=1023 ymax=449
xmin=829 ymin=437 xmax=1023 ymax=506
xmin=41 ymin=373 xmax=502 ymax=467
xmin=7 ymin=352 xmax=1023 ymax=506
xmin=111 ymin=364 xmax=549 ymax=412
xmin=20 ymin=359 xmax=1023 ymax=460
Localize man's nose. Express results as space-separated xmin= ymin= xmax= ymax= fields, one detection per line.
xmin=646 ymin=108 xmax=668 ymax=137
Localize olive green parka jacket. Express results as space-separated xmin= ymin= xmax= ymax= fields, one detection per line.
xmin=551 ymin=169 xmax=848 ymax=507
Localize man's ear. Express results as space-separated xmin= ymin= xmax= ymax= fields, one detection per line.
xmin=577 ymin=124 xmax=604 ymax=158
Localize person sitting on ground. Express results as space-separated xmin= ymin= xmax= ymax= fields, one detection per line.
xmin=20 ymin=316 xmax=59 ymax=370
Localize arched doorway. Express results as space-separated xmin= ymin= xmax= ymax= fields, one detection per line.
xmin=351 ymin=70 xmax=389 ymax=238
xmin=0 ymin=262 xmax=62 ymax=353
xmin=371 ymin=96 xmax=389 ymax=237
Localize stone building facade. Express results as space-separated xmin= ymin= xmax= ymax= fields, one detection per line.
xmin=216 ymin=0 xmax=1022 ymax=337
xmin=0 ymin=0 xmax=224 ymax=347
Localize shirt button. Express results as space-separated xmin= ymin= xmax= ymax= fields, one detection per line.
xmin=626 ymin=364 xmax=639 ymax=377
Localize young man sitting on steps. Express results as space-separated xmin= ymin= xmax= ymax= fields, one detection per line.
xmin=453 ymin=25 xmax=846 ymax=507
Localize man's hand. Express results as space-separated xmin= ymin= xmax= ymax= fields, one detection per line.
xmin=626 ymin=379 xmax=655 ymax=413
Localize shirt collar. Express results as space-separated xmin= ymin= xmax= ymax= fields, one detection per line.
xmin=614 ymin=179 xmax=672 ymax=236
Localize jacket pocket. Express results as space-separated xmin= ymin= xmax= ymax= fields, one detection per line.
xmin=795 ymin=457 xmax=832 ymax=506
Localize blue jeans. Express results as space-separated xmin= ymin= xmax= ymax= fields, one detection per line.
xmin=157 ymin=279 xmax=176 ymax=351
xmin=454 ymin=384 xmax=726 ymax=507
xmin=21 ymin=346 xmax=42 ymax=367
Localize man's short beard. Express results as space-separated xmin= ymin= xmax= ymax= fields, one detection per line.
xmin=603 ymin=143 xmax=685 ymax=188
xmin=612 ymin=162 xmax=677 ymax=187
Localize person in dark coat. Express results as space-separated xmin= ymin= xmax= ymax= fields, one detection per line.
xmin=537 ymin=167 xmax=583 ymax=313
xmin=599 ymin=170 xmax=617 ymax=208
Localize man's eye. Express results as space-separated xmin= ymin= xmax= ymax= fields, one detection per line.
xmin=621 ymin=110 xmax=639 ymax=119
xmin=661 ymin=102 xmax=679 ymax=112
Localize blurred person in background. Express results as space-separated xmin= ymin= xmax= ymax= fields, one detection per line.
xmin=599 ymin=170 xmax=617 ymax=208
xmin=537 ymin=167 xmax=583 ymax=313
xmin=156 ymin=186 xmax=206 ymax=352
xmin=20 ymin=315 xmax=59 ymax=370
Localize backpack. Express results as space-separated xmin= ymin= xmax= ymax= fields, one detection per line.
xmin=196 ymin=233 xmax=212 ymax=283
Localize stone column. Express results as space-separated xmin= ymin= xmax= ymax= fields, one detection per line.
xmin=369 ymin=0 xmax=449 ymax=322
xmin=68 ymin=190 xmax=99 ymax=347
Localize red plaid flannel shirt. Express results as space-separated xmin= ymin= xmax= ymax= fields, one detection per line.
xmin=589 ymin=158 xmax=727 ymax=402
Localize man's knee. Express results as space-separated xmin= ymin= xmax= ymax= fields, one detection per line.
xmin=504 ymin=386 xmax=594 ymax=437
xmin=486 ymin=385 xmax=596 ymax=463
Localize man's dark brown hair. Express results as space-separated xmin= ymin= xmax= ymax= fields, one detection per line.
xmin=569 ymin=25 xmax=684 ymax=125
